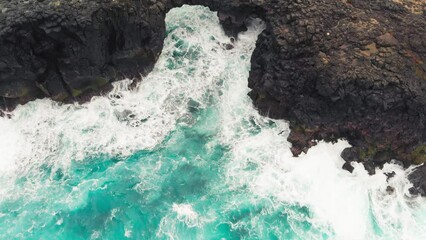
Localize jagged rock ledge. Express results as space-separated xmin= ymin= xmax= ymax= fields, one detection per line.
xmin=0 ymin=0 xmax=167 ymax=108
xmin=1 ymin=0 xmax=426 ymax=195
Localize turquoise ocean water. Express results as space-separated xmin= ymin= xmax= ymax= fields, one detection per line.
xmin=1 ymin=5 xmax=426 ymax=239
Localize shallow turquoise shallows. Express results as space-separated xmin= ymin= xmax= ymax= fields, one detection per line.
xmin=1 ymin=5 xmax=426 ymax=240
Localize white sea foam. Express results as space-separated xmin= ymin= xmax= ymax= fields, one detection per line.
xmin=0 ymin=117 xmax=21 ymax=172
xmin=172 ymin=203 xmax=200 ymax=227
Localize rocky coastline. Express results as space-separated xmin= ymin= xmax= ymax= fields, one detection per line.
xmin=0 ymin=0 xmax=167 ymax=109
xmin=1 ymin=0 xmax=425 ymax=194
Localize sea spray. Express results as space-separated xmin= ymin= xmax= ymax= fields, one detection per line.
xmin=0 ymin=5 xmax=425 ymax=240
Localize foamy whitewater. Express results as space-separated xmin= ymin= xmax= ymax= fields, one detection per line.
xmin=0 ymin=5 xmax=426 ymax=240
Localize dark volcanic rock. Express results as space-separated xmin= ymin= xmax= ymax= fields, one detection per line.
xmin=203 ymin=0 xmax=426 ymax=172
xmin=0 ymin=0 xmax=167 ymax=109
xmin=409 ymin=164 xmax=426 ymax=196
xmin=185 ymin=0 xmax=426 ymax=193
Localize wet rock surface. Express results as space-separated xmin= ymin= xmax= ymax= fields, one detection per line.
xmin=1 ymin=0 xmax=426 ymax=194
xmin=409 ymin=164 xmax=426 ymax=196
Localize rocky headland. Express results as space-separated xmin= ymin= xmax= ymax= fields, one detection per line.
xmin=1 ymin=0 xmax=425 ymax=194
xmin=0 ymin=0 xmax=167 ymax=107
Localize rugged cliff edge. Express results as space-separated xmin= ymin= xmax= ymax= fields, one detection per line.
xmin=247 ymin=0 xmax=426 ymax=170
xmin=0 ymin=0 xmax=167 ymax=107
xmin=1 ymin=0 xmax=426 ymax=194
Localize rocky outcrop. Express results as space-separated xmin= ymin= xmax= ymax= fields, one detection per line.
xmin=186 ymin=0 xmax=426 ymax=190
xmin=1 ymin=0 xmax=426 ymax=193
xmin=0 ymin=0 xmax=167 ymax=108
xmin=202 ymin=0 xmax=426 ymax=173
xmin=190 ymin=0 xmax=426 ymax=192
xmin=409 ymin=163 xmax=426 ymax=196
xmin=249 ymin=0 xmax=425 ymax=173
